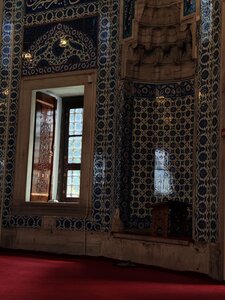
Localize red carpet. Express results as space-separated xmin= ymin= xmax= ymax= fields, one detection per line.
xmin=0 ymin=251 xmax=224 ymax=300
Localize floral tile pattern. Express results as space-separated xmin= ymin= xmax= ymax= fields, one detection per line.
xmin=119 ymin=80 xmax=195 ymax=230
xmin=0 ymin=0 xmax=222 ymax=242
xmin=195 ymin=0 xmax=221 ymax=242
xmin=22 ymin=17 xmax=98 ymax=76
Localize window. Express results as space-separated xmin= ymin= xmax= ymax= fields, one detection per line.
xmin=61 ymin=98 xmax=84 ymax=201
xmin=28 ymin=92 xmax=85 ymax=203
xmin=13 ymin=72 xmax=96 ymax=215
xmin=29 ymin=92 xmax=56 ymax=203
xmin=154 ymin=149 xmax=173 ymax=196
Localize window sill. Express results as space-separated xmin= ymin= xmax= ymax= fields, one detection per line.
xmin=112 ymin=232 xmax=194 ymax=246
xmin=12 ymin=201 xmax=89 ymax=218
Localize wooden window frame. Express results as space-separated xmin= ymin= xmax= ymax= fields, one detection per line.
xmin=13 ymin=70 xmax=96 ymax=217
xmin=60 ymin=96 xmax=84 ymax=202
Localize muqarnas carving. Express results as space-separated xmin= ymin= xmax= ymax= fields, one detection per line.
xmin=122 ymin=0 xmax=197 ymax=81
xmin=22 ymin=17 xmax=98 ymax=76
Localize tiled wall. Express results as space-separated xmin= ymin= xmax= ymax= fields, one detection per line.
xmin=195 ymin=0 xmax=221 ymax=242
xmin=119 ymin=0 xmax=221 ymax=241
xmin=119 ymin=80 xmax=195 ymax=230
xmin=0 ymin=1 xmax=42 ymax=228
xmin=0 ymin=0 xmax=120 ymax=232
xmin=22 ymin=16 xmax=98 ymax=76
xmin=0 ymin=0 xmax=222 ymax=242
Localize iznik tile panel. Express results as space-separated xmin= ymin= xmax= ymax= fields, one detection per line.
xmin=0 ymin=0 xmax=221 ymax=241
xmin=195 ymin=0 xmax=221 ymax=242
xmin=120 ymin=80 xmax=195 ymax=230
xmin=22 ymin=16 xmax=98 ymax=76
xmin=1 ymin=0 xmax=120 ymax=232
xmin=0 ymin=0 xmax=42 ymax=229
xmin=25 ymin=0 xmax=98 ymax=14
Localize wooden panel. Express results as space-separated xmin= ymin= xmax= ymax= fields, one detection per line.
xmin=151 ymin=204 xmax=169 ymax=238
xmin=30 ymin=92 xmax=56 ymax=202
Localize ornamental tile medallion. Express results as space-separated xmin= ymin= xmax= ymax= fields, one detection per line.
xmin=22 ymin=17 xmax=98 ymax=76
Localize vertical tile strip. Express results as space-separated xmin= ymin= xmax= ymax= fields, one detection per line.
xmin=195 ymin=0 xmax=221 ymax=242
xmin=0 ymin=0 xmax=41 ymax=228
xmin=0 ymin=0 xmax=14 ymax=227
xmin=86 ymin=0 xmax=120 ymax=231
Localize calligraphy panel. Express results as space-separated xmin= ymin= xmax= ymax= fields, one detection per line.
xmin=25 ymin=0 xmax=98 ymax=15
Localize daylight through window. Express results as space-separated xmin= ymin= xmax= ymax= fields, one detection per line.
xmin=26 ymin=86 xmax=85 ymax=203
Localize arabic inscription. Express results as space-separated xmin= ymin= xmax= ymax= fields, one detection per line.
xmin=26 ymin=0 xmax=92 ymax=13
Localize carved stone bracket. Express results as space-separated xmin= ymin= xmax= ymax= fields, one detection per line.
xmin=122 ymin=0 xmax=198 ymax=81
